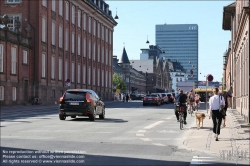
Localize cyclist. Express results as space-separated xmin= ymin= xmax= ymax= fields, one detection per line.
xmin=174 ymin=89 xmax=188 ymax=124
xmin=187 ymin=89 xmax=195 ymax=113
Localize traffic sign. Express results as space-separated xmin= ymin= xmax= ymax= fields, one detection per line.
xmin=207 ymin=74 xmax=213 ymax=82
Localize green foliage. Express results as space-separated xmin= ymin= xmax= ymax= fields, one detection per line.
xmin=113 ymin=73 xmax=127 ymax=90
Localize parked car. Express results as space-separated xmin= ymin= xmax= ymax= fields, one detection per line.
xmin=151 ymin=93 xmax=164 ymax=105
xmin=166 ymin=93 xmax=174 ymax=103
xmin=143 ymin=94 xmax=161 ymax=106
xmin=130 ymin=94 xmax=145 ymax=100
xmin=159 ymin=93 xmax=169 ymax=104
xmin=59 ymin=89 xmax=105 ymax=121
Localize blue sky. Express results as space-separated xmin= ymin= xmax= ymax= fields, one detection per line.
xmin=106 ymin=0 xmax=234 ymax=82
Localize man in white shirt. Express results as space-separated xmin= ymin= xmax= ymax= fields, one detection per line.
xmin=209 ymin=87 xmax=225 ymax=141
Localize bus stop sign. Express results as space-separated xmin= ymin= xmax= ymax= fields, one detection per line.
xmin=207 ymin=74 xmax=213 ymax=82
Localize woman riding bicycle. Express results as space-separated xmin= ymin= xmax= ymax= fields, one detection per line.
xmin=195 ymin=94 xmax=200 ymax=108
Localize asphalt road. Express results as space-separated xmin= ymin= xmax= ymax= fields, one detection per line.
xmin=0 ymin=101 xmax=248 ymax=165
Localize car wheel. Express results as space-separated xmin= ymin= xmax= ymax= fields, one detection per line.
xmin=71 ymin=116 xmax=76 ymax=118
xmin=99 ymin=108 xmax=105 ymax=119
xmin=59 ymin=115 xmax=66 ymax=120
xmin=89 ymin=109 xmax=96 ymax=121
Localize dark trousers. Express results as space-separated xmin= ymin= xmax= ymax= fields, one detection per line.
xmin=175 ymin=105 xmax=187 ymax=121
xmin=212 ymin=110 xmax=222 ymax=135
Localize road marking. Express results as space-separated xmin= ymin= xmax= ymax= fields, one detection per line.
xmin=190 ymin=156 xmax=216 ymax=165
xmin=136 ymin=133 xmax=144 ymax=137
xmin=140 ymin=138 xmax=152 ymax=141
xmin=165 ymin=117 xmax=173 ymax=119
xmin=138 ymin=130 xmax=146 ymax=133
xmin=144 ymin=121 xmax=164 ymax=130
xmin=152 ymin=143 xmax=166 ymax=146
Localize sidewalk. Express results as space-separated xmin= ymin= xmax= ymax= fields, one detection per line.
xmin=180 ymin=108 xmax=250 ymax=163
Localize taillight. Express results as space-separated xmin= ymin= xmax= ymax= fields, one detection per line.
xmin=180 ymin=106 xmax=185 ymax=111
xmin=153 ymin=98 xmax=157 ymax=101
xmin=59 ymin=97 xmax=63 ymax=102
xmin=86 ymin=93 xmax=92 ymax=103
xmin=143 ymin=98 xmax=146 ymax=101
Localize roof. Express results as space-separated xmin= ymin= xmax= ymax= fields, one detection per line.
xmin=130 ymin=60 xmax=154 ymax=73
xmin=118 ymin=47 xmax=130 ymax=64
xmin=222 ymin=2 xmax=236 ymax=30
xmin=167 ymin=60 xmax=185 ymax=72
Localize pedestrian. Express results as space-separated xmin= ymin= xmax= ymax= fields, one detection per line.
xmin=126 ymin=94 xmax=129 ymax=102
xmin=123 ymin=93 xmax=126 ymax=102
xmin=221 ymin=91 xmax=229 ymax=127
xmin=209 ymin=87 xmax=225 ymax=141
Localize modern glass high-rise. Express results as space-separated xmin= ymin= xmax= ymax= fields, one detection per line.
xmin=156 ymin=24 xmax=198 ymax=87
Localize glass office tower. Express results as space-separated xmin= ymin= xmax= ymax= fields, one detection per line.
xmin=156 ymin=24 xmax=198 ymax=87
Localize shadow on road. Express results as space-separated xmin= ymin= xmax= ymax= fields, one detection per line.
xmin=68 ymin=117 xmax=128 ymax=123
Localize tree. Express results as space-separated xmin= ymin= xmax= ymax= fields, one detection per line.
xmin=113 ymin=73 xmax=126 ymax=91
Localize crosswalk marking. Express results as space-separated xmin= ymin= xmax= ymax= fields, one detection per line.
xmin=144 ymin=121 xmax=164 ymax=130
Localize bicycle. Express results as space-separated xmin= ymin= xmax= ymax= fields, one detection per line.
xmin=175 ymin=103 xmax=185 ymax=130
xmin=187 ymin=102 xmax=195 ymax=116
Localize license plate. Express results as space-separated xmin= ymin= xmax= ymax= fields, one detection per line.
xmin=147 ymin=99 xmax=152 ymax=100
xmin=70 ymin=102 xmax=79 ymax=105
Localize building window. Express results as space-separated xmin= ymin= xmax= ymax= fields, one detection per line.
xmin=78 ymin=36 xmax=81 ymax=55
xmin=102 ymin=25 xmax=104 ymax=40
xmin=101 ymin=47 xmax=104 ymax=63
xmin=88 ymin=41 xmax=91 ymax=59
xmin=105 ymin=71 xmax=108 ymax=87
xmin=88 ymin=16 xmax=91 ymax=33
xmin=65 ymin=1 xmax=69 ymax=21
xmin=7 ymin=0 xmax=21 ymax=4
xmin=0 ymin=86 xmax=4 ymax=100
xmin=11 ymin=47 xmax=17 ymax=74
xmin=51 ymin=56 xmax=55 ymax=79
xmin=77 ymin=64 xmax=80 ymax=83
xmin=52 ymin=22 xmax=56 ymax=45
xmin=65 ymin=29 xmax=69 ymax=51
xmin=88 ymin=67 xmax=91 ymax=85
xmin=93 ymin=68 xmax=95 ymax=85
xmin=12 ymin=87 xmax=16 ymax=101
xmin=98 ymin=45 xmax=100 ymax=62
xmin=83 ymin=66 xmax=86 ymax=84
xmin=98 ymin=69 xmax=100 ymax=86
xmin=83 ymin=38 xmax=86 ymax=57
xmin=83 ymin=13 xmax=86 ymax=30
xmin=102 ymin=70 xmax=104 ymax=86
xmin=42 ymin=53 xmax=46 ymax=77
xmin=105 ymin=49 xmax=108 ymax=65
xmin=59 ymin=25 xmax=63 ymax=48
xmin=8 ymin=15 xmax=21 ymax=32
xmin=42 ymin=17 xmax=46 ymax=42
xmin=78 ymin=10 xmax=81 ymax=28
xmin=93 ymin=43 xmax=96 ymax=61
xmin=71 ymin=62 xmax=74 ymax=82
xmin=23 ymin=50 xmax=27 ymax=64
xmin=59 ymin=0 xmax=63 ymax=16
xmin=97 ymin=23 xmax=100 ymax=38
xmin=72 ymin=32 xmax=75 ymax=53
xmin=93 ymin=20 xmax=96 ymax=36
xmin=109 ymin=30 xmax=112 ymax=44
xmin=42 ymin=0 xmax=46 ymax=7
xmin=109 ymin=50 xmax=112 ymax=66
xmin=65 ymin=61 xmax=68 ymax=80
xmin=72 ymin=5 xmax=75 ymax=24
xmin=0 ymin=44 xmax=3 ymax=72
xmin=52 ymin=0 xmax=55 ymax=11
xmin=59 ymin=58 xmax=62 ymax=80
xmin=106 ymin=29 xmax=108 ymax=42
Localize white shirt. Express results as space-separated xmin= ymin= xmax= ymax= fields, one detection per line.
xmin=209 ymin=95 xmax=225 ymax=110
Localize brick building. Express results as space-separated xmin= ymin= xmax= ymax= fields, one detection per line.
xmin=222 ymin=0 xmax=249 ymax=122
xmin=0 ymin=0 xmax=117 ymax=105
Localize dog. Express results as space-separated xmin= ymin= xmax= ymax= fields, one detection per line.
xmin=194 ymin=111 xmax=206 ymax=129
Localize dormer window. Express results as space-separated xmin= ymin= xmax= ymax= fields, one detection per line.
xmin=7 ymin=0 xmax=21 ymax=3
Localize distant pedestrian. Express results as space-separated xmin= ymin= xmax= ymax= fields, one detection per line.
xmin=126 ymin=94 xmax=129 ymax=102
xmin=209 ymin=87 xmax=225 ymax=141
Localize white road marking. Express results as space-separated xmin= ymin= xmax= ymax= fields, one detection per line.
xmin=136 ymin=133 xmax=144 ymax=137
xmin=190 ymin=156 xmax=215 ymax=165
xmin=152 ymin=143 xmax=166 ymax=146
xmin=165 ymin=117 xmax=173 ymax=119
xmin=144 ymin=121 xmax=164 ymax=130
xmin=140 ymin=138 xmax=152 ymax=141
xmin=138 ymin=130 xmax=146 ymax=133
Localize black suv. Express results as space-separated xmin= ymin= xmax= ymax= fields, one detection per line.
xmin=59 ymin=89 xmax=105 ymax=121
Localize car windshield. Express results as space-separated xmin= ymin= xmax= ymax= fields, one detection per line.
xmin=64 ymin=92 xmax=86 ymax=100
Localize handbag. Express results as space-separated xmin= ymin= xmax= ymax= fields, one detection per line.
xmin=219 ymin=95 xmax=226 ymax=116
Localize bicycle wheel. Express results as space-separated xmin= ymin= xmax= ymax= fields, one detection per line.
xmin=180 ymin=113 xmax=183 ymax=129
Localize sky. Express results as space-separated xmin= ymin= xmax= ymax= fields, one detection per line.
xmin=106 ymin=0 xmax=234 ymax=82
